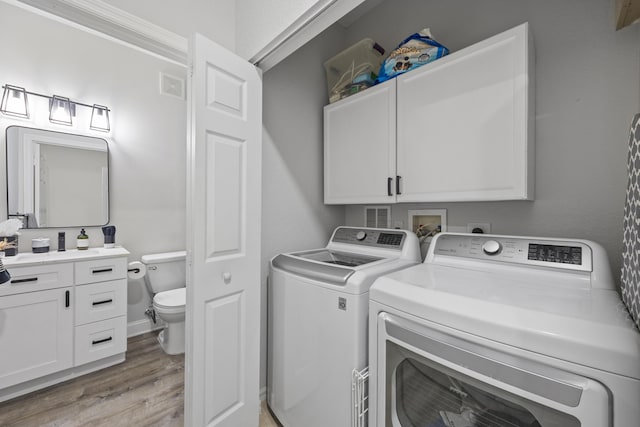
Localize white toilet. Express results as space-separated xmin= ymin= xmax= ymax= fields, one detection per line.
xmin=141 ymin=250 xmax=186 ymax=355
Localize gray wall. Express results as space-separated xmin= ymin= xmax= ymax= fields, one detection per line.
xmin=0 ymin=2 xmax=188 ymax=334
xmin=341 ymin=0 xmax=640 ymax=278
xmin=261 ymin=24 xmax=347 ymax=391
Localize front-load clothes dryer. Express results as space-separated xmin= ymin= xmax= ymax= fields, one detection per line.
xmin=368 ymin=232 xmax=640 ymax=427
xmin=268 ymin=226 xmax=420 ymax=427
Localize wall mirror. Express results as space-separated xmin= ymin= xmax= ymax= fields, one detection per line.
xmin=5 ymin=126 xmax=109 ymax=228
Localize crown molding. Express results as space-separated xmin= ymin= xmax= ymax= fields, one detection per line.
xmin=16 ymin=0 xmax=188 ymax=63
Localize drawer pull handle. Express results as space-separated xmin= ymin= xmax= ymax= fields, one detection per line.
xmin=12 ymin=277 xmax=38 ymax=284
xmin=92 ymin=299 xmax=113 ymax=306
xmin=92 ymin=336 xmax=113 ymax=345
xmin=92 ymin=268 xmax=113 ymax=274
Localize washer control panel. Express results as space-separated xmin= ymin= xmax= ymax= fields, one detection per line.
xmin=432 ymin=234 xmax=592 ymax=272
xmin=331 ymin=227 xmax=406 ymax=249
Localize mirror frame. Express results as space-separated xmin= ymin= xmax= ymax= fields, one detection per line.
xmin=5 ymin=125 xmax=110 ymax=229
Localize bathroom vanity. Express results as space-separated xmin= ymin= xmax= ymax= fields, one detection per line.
xmin=0 ymin=247 xmax=129 ymax=402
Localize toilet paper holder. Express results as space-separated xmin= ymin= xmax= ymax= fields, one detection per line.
xmin=127 ymin=261 xmax=148 ymax=280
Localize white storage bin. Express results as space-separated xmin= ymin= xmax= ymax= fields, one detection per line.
xmin=323 ymin=38 xmax=384 ymax=103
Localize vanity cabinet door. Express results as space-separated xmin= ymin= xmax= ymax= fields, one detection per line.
xmin=0 ymin=288 xmax=73 ymax=388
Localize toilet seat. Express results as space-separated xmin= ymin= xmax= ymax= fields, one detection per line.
xmin=154 ymin=287 xmax=186 ymax=311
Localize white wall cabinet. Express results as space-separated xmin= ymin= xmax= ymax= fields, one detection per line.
xmin=0 ymin=248 xmax=129 ymax=402
xmin=324 ymin=23 xmax=534 ymax=204
xmin=324 ymin=79 xmax=396 ymax=204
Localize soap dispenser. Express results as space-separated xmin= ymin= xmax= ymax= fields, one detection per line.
xmin=77 ymin=228 xmax=89 ymax=250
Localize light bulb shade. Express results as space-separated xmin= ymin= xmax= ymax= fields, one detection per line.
xmin=90 ymin=104 xmax=110 ymax=131
xmin=49 ymin=95 xmax=72 ymax=125
xmin=0 ymin=85 xmax=29 ymax=118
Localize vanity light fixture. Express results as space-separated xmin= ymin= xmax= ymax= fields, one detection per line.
xmin=0 ymin=85 xmax=29 ymax=118
xmin=49 ymin=95 xmax=73 ymax=126
xmin=0 ymin=84 xmax=111 ymax=132
xmin=90 ymin=104 xmax=110 ymax=131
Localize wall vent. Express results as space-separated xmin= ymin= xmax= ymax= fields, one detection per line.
xmin=160 ymin=72 xmax=185 ymax=99
xmin=364 ymin=206 xmax=390 ymax=228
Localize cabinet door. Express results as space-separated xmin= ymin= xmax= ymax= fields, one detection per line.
xmin=324 ymin=80 xmax=397 ymax=204
xmin=396 ymin=23 xmax=534 ymax=202
xmin=0 ymin=288 xmax=73 ymax=388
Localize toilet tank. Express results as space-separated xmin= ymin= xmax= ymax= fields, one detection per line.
xmin=141 ymin=250 xmax=186 ymax=294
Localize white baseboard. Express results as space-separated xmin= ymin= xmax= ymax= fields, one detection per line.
xmin=127 ymin=318 xmax=165 ymax=337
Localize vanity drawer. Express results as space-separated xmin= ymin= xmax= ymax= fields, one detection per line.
xmin=0 ymin=263 xmax=74 ymax=297
xmin=75 ymin=257 xmax=127 ymax=284
xmin=74 ymin=316 xmax=127 ymax=366
xmin=75 ymin=279 xmax=127 ymax=325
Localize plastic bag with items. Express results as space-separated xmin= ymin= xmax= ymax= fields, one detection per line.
xmin=376 ymin=28 xmax=449 ymax=84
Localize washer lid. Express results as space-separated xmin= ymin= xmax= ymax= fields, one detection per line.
xmin=371 ymin=263 xmax=640 ymax=379
xmin=154 ymin=287 xmax=185 ymax=308
xmin=292 ymin=249 xmax=382 ymax=267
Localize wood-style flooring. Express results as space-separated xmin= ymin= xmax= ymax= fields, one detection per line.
xmin=0 ymin=332 xmax=280 ymax=427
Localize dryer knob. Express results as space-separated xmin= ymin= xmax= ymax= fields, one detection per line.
xmin=356 ymin=231 xmax=367 ymax=241
xmin=482 ymin=240 xmax=502 ymax=255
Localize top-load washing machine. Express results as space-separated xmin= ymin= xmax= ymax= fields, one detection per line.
xmin=268 ymin=226 xmax=420 ymax=427
xmin=368 ymin=232 xmax=640 ymax=427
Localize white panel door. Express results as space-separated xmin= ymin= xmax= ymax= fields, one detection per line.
xmin=186 ymin=34 xmax=262 ymax=426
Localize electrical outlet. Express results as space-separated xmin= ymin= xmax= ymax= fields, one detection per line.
xmin=467 ymin=222 xmax=491 ymax=234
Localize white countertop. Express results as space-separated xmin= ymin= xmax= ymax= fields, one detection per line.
xmin=2 ymin=247 xmax=130 ymax=267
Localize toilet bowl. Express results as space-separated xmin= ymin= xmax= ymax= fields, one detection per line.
xmin=141 ymin=251 xmax=186 ymax=355
xmin=153 ymin=287 xmax=185 ymax=355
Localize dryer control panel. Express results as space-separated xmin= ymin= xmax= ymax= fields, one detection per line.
xmin=431 ymin=234 xmax=593 ymax=272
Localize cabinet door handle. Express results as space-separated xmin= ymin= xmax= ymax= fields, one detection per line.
xmin=65 ymin=290 xmax=70 ymax=308
xmin=92 ymin=268 xmax=113 ymax=274
xmin=92 ymin=336 xmax=113 ymax=345
xmin=396 ymin=175 xmax=402 ymax=195
xmin=12 ymin=277 xmax=38 ymax=284
xmin=92 ymin=299 xmax=113 ymax=306
xmin=387 ymin=177 xmax=393 ymax=196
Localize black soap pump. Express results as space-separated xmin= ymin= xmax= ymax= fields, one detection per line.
xmin=77 ymin=229 xmax=89 ymax=250
xmin=58 ymin=232 xmax=66 ymax=252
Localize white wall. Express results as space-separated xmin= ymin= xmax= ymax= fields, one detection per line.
xmin=340 ymin=0 xmax=640 ymax=278
xmin=236 ymin=0 xmax=328 ymax=59
xmin=0 ymin=2 xmax=188 ymax=333
xmin=103 ymin=0 xmax=236 ymax=51
xmin=261 ymin=24 xmax=346 ymax=391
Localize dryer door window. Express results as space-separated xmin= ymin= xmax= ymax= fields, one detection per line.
xmin=391 ymin=346 xmax=579 ymax=427
xmin=376 ymin=313 xmax=611 ymax=427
